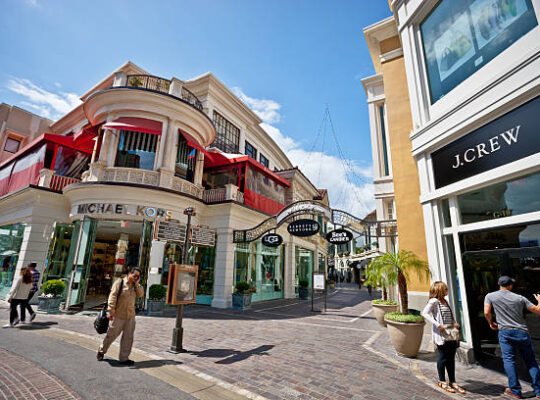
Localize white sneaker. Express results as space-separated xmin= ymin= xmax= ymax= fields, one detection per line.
xmin=2 ymin=324 xmax=14 ymax=328
xmin=12 ymin=318 xmax=20 ymax=326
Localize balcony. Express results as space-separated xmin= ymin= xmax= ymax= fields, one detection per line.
xmin=38 ymin=169 xmax=81 ymax=192
xmin=202 ymin=185 xmax=244 ymax=204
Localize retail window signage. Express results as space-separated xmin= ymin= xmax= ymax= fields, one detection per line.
xmin=261 ymin=233 xmax=283 ymax=247
xmin=313 ymin=273 xmax=325 ymax=290
xmin=166 ymin=264 xmax=198 ymax=305
xmin=154 ymin=220 xmax=187 ymax=243
xmin=75 ymin=203 xmax=173 ymax=219
xmin=326 ymin=229 xmax=353 ymax=244
xmin=421 ymin=0 xmax=538 ymax=103
xmin=191 ymin=227 xmax=216 ymax=247
xmin=432 ymin=95 xmax=540 ymax=188
xmin=287 ymin=219 xmax=320 ymax=237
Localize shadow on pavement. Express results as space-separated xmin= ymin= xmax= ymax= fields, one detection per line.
xmin=17 ymin=321 xmax=58 ymax=330
xmin=188 ymin=345 xmax=274 ymax=365
xmin=461 ymin=380 xmax=507 ymax=396
xmin=131 ymin=359 xmax=183 ymax=369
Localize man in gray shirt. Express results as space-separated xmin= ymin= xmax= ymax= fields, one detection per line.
xmin=484 ymin=276 xmax=540 ymax=399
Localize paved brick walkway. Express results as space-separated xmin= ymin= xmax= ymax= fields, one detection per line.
xmin=1 ymin=286 xmax=537 ymax=399
xmin=0 ymin=348 xmax=81 ymax=400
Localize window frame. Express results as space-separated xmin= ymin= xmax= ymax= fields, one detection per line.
xmin=259 ymin=153 xmax=269 ymax=168
xmin=245 ymin=141 xmax=257 ymax=160
xmin=212 ymin=111 xmax=240 ymax=154
xmin=4 ymin=137 xmax=21 ymax=154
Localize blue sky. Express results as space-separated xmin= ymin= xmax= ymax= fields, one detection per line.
xmin=0 ymin=0 xmax=392 ymax=217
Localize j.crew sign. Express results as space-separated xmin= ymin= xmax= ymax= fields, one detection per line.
xmin=432 ymin=96 xmax=540 ymax=189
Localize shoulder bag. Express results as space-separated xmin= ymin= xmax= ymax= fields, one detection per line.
xmin=438 ymin=300 xmax=461 ymax=342
xmin=93 ymin=279 xmax=124 ymax=334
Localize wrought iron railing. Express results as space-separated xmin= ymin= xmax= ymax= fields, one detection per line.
xmin=49 ymin=174 xmax=80 ymax=192
xmin=126 ymin=74 xmax=170 ymax=94
xmin=181 ymin=87 xmax=203 ymax=111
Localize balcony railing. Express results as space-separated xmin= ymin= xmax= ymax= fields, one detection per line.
xmin=125 ymin=74 xmax=203 ymax=112
xmin=126 ymin=74 xmax=170 ymax=93
xmin=202 ymin=185 xmax=244 ymax=204
xmin=38 ymin=169 xmax=80 ymax=192
xmin=102 ymin=167 xmax=160 ymax=187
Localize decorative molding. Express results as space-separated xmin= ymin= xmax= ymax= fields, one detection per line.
xmin=379 ymin=48 xmax=403 ymax=63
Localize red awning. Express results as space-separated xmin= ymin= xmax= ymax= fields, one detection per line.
xmin=179 ymin=130 xmax=211 ymax=158
xmin=102 ymin=117 xmax=162 ymax=135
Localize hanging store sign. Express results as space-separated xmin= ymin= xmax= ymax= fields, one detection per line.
xmin=75 ymin=203 xmax=173 ymax=219
xmin=326 ymin=229 xmax=353 ymax=244
xmin=166 ymin=264 xmax=198 ymax=305
xmin=431 ymin=95 xmax=540 ymax=188
xmin=287 ymin=219 xmax=320 ymax=237
xmin=191 ymin=227 xmax=216 ymax=247
xmin=154 ymin=220 xmax=187 ymax=243
xmin=261 ymin=233 xmax=283 ymax=247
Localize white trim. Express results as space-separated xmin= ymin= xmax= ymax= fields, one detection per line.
xmin=379 ymin=48 xmax=403 ymax=63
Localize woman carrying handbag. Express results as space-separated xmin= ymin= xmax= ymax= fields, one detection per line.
xmin=422 ymin=281 xmax=466 ymax=395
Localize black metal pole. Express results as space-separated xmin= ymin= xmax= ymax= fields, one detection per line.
xmin=170 ymin=210 xmax=193 ymax=353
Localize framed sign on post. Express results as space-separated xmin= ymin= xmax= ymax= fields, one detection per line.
xmin=313 ymin=273 xmax=325 ymax=290
xmin=166 ymin=264 xmax=199 ymax=305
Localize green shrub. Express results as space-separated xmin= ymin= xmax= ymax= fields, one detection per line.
xmin=149 ymin=284 xmax=167 ymax=300
xmin=42 ymin=279 xmax=65 ymax=297
xmin=234 ymin=281 xmax=251 ymax=295
xmin=372 ymin=299 xmax=398 ymax=305
xmin=298 ymin=278 xmax=309 ymax=289
xmin=384 ymin=312 xmax=424 ymax=323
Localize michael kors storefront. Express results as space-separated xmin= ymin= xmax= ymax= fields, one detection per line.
xmin=423 ymin=94 xmax=540 ymax=367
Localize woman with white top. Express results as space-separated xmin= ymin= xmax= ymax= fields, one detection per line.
xmin=422 ymin=281 xmax=466 ymax=394
xmin=3 ymin=267 xmax=32 ymax=328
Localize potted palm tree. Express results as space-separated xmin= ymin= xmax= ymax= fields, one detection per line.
xmin=147 ymin=284 xmax=167 ymax=316
xmin=370 ymin=250 xmax=429 ymax=358
xmin=298 ymin=278 xmax=309 ymax=300
xmin=232 ymin=281 xmax=252 ymax=310
xmin=365 ymin=261 xmax=398 ymax=327
xmin=38 ymin=279 xmax=65 ymax=314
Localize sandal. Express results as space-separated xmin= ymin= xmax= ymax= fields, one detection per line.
xmin=438 ymin=382 xmax=455 ymax=393
xmin=451 ymin=383 xmax=466 ymax=394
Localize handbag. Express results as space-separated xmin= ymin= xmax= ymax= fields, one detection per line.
xmin=438 ymin=301 xmax=462 ymax=342
xmin=93 ymin=279 xmax=123 ymax=334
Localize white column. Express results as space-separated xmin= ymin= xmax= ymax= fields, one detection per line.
xmin=284 ymin=239 xmax=296 ymax=298
xmin=98 ymin=129 xmax=113 ymax=163
xmin=113 ymin=71 xmax=127 ymax=87
xmin=156 ymin=118 xmax=171 ymax=170
xmin=106 ymin=130 xmax=119 ymax=167
xmin=193 ymin=151 xmax=205 ymax=186
xmin=211 ymin=228 xmax=235 ymax=308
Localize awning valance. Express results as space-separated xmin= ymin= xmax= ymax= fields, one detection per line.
xmin=179 ymin=130 xmax=211 ymax=158
xmin=102 ymin=117 xmax=162 ymax=135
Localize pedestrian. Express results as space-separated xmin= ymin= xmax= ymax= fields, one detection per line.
xmin=22 ymin=262 xmax=40 ymax=323
xmin=97 ymin=267 xmax=144 ymax=365
xmin=484 ymin=276 xmax=540 ymax=399
xmin=3 ymin=267 xmax=33 ymax=328
xmin=422 ymin=281 xmax=466 ymax=394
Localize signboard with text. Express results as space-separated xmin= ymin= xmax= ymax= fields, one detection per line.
xmin=287 ymin=219 xmax=320 ymax=237
xmin=166 ymin=264 xmax=198 ymax=305
xmin=313 ymin=273 xmax=325 ymax=290
xmin=154 ymin=220 xmax=187 ymax=243
xmin=191 ymin=227 xmax=216 ymax=247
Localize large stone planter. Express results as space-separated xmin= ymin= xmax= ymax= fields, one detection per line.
xmin=385 ymin=319 xmax=426 ymax=358
xmin=146 ymin=299 xmax=165 ymax=316
xmin=37 ymin=296 xmax=62 ymax=314
xmin=298 ymin=287 xmax=309 ymax=300
xmin=372 ymin=303 xmax=399 ymax=327
xmin=232 ymin=293 xmax=252 ymax=310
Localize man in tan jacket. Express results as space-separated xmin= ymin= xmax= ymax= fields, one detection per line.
xmin=97 ymin=267 xmax=144 ymax=365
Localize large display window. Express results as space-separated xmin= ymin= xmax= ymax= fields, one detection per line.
xmin=458 ymin=170 xmax=540 ymax=224
xmin=421 ymin=0 xmax=538 ymax=103
xmin=295 ymin=247 xmax=314 ymax=291
xmin=0 ymin=223 xmax=26 ymax=299
xmin=115 ymin=130 xmax=158 ymax=170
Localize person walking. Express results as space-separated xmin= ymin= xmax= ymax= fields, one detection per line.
xmin=22 ymin=262 xmax=40 ymax=323
xmin=484 ymin=276 xmax=540 ymax=399
xmin=422 ymin=281 xmax=466 ymax=394
xmin=3 ymin=268 xmax=32 ymax=328
xmin=97 ymin=267 xmax=144 ymax=365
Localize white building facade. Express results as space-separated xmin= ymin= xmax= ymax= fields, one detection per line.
xmin=393 ymin=0 xmax=540 ymax=363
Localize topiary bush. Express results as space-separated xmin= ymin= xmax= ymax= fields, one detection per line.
xmin=372 ymin=299 xmax=398 ymax=305
xmin=149 ymin=284 xmax=167 ymax=300
xmin=384 ymin=311 xmax=424 ymax=323
xmin=42 ymin=279 xmax=65 ymax=297
xmin=298 ymin=278 xmax=309 ymax=289
xmin=234 ymin=281 xmax=251 ymax=295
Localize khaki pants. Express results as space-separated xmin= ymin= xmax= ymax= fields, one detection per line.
xmin=99 ymin=317 xmax=136 ymax=362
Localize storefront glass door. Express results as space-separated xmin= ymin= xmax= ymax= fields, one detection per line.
xmin=0 ymin=223 xmax=26 ymax=299
xmin=295 ymin=247 xmax=313 ymax=292
xmin=461 ymin=222 xmax=540 ymax=372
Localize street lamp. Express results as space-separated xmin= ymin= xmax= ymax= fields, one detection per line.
xmin=169 ymin=206 xmax=196 ymax=353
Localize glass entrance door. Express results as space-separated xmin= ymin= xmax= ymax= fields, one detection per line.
xmin=461 ymin=222 xmax=540 ymax=372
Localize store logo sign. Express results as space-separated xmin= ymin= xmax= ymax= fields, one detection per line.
xmin=431 ymin=96 xmax=540 ymax=189
xmin=261 ymin=233 xmax=283 ymax=247
xmin=287 ymin=219 xmax=320 ymax=237
xmin=76 ymin=203 xmax=173 ymax=219
xmin=326 ymin=229 xmax=353 ymax=244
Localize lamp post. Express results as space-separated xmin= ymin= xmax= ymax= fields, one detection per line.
xmin=170 ymin=206 xmax=196 ymax=353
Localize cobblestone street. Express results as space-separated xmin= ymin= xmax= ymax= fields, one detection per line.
xmin=1 ymin=286 xmax=537 ymax=399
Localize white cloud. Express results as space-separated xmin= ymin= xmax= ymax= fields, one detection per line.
xmin=25 ymin=0 xmax=39 ymax=7
xmin=235 ymin=88 xmax=375 ymax=219
xmin=6 ymin=78 xmax=81 ymax=120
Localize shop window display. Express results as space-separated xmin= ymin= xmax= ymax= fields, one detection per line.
xmin=421 ymin=0 xmax=538 ymax=103
xmin=295 ymin=247 xmax=314 ymax=291
xmin=0 ymin=223 xmax=26 ymax=299
xmin=115 ymin=130 xmax=158 ymax=170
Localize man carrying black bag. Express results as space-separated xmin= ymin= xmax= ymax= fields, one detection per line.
xmin=97 ymin=267 xmax=144 ymax=366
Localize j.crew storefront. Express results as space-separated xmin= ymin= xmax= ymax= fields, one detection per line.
xmin=422 ymin=94 xmax=540 ymax=366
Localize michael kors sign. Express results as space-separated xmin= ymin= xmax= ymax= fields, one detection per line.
xmin=432 ymin=96 xmax=540 ymax=189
